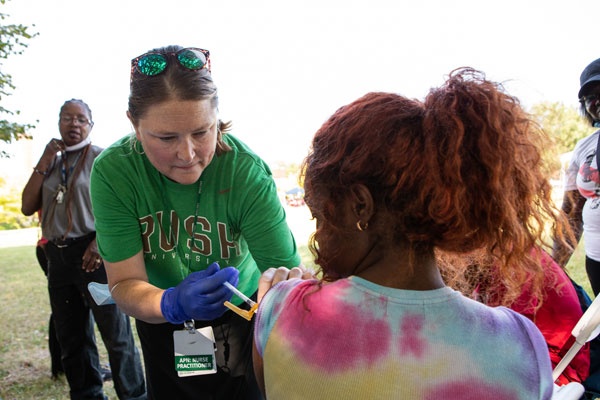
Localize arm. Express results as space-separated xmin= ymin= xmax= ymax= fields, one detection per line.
xmin=252 ymin=266 xmax=313 ymax=397
xmin=89 ymin=150 xmax=163 ymax=319
xmin=107 ymin=251 xmax=240 ymax=324
xmin=21 ymin=139 xmax=64 ymax=216
xmin=553 ymin=189 xmax=586 ymax=267
xmin=252 ymin=340 xmax=266 ymax=397
xmin=106 ymin=251 xmax=166 ymax=323
xmin=253 ymin=267 xmax=293 ymax=398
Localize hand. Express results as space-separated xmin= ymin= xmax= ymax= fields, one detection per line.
xmin=161 ymin=262 xmax=239 ymax=324
xmin=42 ymin=138 xmax=64 ymax=159
xmin=34 ymin=139 xmax=64 ymax=175
xmin=258 ymin=265 xmax=314 ymax=303
xmin=82 ymin=239 xmax=102 ymax=272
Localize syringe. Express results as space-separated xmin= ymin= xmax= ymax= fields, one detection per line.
xmin=223 ymin=281 xmax=258 ymax=320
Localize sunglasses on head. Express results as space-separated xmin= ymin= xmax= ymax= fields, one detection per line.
xmin=130 ymin=47 xmax=211 ymax=80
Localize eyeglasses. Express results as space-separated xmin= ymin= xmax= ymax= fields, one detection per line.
xmin=130 ymin=47 xmax=211 ymax=80
xmin=60 ymin=115 xmax=91 ymax=126
xmin=580 ymin=93 xmax=600 ymax=105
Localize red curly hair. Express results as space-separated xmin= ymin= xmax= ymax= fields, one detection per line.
xmin=301 ymin=67 xmax=574 ymax=306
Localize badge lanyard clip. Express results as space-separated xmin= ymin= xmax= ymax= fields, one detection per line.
xmin=184 ymin=319 xmax=196 ymax=333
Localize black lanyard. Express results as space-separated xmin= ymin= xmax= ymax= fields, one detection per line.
xmin=157 ymin=175 xmax=203 ymax=280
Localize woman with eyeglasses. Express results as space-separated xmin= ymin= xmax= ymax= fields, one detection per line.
xmin=553 ymin=57 xmax=600 ymax=297
xmin=90 ymin=45 xmax=304 ymax=399
xmin=21 ymin=99 xmax=146 ymax=400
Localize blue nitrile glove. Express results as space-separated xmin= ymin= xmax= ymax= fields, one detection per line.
xmin=160 ymin=262 xmax=239 ymax=324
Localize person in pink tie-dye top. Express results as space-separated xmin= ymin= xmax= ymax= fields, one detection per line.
xmin=253 ymin=68 xmax=576 ymax=399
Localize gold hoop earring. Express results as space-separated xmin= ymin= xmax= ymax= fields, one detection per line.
xmin=131 ymin=136 xmax=145 ymax=155
xmin=356 ymin=221 xmax=368 ymax=231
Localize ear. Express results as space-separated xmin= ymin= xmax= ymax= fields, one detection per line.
xmin=126 ymin=111 xmax=141 ymax=141
xmin=349 ymin=183 xmax=374 ymax=222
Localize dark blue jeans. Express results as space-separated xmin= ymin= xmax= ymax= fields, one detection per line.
xmin=46 ymin=235 xmax=146 ymax=400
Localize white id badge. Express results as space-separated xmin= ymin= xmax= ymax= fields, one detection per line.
xmin=173 ymin=322 xmax=217 ymax=377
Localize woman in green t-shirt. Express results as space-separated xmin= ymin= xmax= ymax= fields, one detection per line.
xmin=90 ymin=45 xmax=304 ymax=400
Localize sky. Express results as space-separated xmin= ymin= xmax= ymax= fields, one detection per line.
xmin=1 ymin=0 xmax=600 ymax=183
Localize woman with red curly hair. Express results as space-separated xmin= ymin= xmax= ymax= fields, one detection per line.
xmin=253 ymin=68 xmax=573 ymax=399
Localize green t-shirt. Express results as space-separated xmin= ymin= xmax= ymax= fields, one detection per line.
xmin=90 ymin=133 xmax=300 ymax=302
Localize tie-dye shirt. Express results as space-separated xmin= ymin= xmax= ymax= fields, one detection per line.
xmin=254 ymin=276 xmax=553 ymax=400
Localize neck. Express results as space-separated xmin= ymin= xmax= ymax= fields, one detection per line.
xmin=355 ymin=247 xmax=445 ymax=291
xmin=65 ymin=137 xmax=91 ymax=152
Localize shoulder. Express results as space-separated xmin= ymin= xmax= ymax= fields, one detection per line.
xmin=264 ymin=279 xmax=317 ymax=305
xmin=574 ymin=130 xmax=600 ymax=153
xmin=218 ymin=134 xmax=273 ymax=177
xmin=93 ymin=135 xmax=137 ymax=168
xmin=257 ymin=279 xmax=319 ymax=322
xmin=473 ymin=302 xmax=547 ymax=344
xmin=90 ymin=144 xmax=104 ymax=157
xmin=91 ymin=136 xmax=145 ymax=192
xmin=254 ymin=278 xmax=317 ymax=355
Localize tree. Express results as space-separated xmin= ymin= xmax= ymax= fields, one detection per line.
xmin=529 ymin=101 xmax=593 ymax=179
xmin=0 ymin=0 xmax=38 ymax=157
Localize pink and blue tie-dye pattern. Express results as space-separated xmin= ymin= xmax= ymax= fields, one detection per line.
xmin=254 ymin=276 xmax=553 ymax=399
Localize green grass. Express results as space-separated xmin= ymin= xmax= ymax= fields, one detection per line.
xmin=564 ymin=239 xmax=592 ymax=299
xmin=0 ymin=242 xmax=590 ymax=398
xmin=0 ymin=244 xmax=316 ymax=399
xmin=0 ymin=245 xmax=92 ymax=399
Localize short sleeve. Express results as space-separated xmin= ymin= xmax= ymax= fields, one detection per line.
xmin=254 ymin=278 xmax=307 ymax=356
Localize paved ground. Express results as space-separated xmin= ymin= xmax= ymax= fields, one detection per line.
xmin=0 ymin=227 xmax=40 ymax=248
